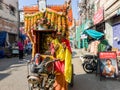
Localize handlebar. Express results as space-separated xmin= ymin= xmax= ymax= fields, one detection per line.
xmin=44 ymin=59 xmax=60 ymax=66
xmin=27 ymin=58 xmax=60 ymax=67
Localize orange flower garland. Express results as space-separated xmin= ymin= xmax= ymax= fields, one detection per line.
xmin=51 ymin=12 xmax=55 ymax=26
xmin=54 ymin=14 xmax=58 ymax=30
xmin=58 ymin=15 xmax=62 ymax=32
xmin=47 ymin=12 xmax=51 ymax=23
xmin=62 ymin=16 xmax=66 ymax=32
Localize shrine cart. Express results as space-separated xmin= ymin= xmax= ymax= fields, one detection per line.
xmin=24 ymin=1 xmax=74 ymax=88
xmin=33 ymin=29 xmax=74 ymax=86
xmin=26 ymin=29 xmax=74 ymax=90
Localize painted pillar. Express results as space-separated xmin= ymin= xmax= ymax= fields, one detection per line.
xmin=105 ymin=20 xmax=113 ymax=46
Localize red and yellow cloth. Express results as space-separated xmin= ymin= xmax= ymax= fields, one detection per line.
xmin=52 ymin=38 xmax=72 ymax=83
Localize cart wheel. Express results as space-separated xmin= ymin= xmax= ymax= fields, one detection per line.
xmin=69 ymin=64 xmax=74 ymax=87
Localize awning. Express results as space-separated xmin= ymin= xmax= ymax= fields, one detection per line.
xmin=83 ymin=29 xmax=104 ymax=40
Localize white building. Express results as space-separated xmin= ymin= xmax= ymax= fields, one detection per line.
xmin=0 ymin=0 xmax=19 ymax=44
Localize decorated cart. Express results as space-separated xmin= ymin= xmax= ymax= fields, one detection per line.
xmin=24 ymin=5 xmax=72 ymax=56
xmin=24 ymin=0 xmax=74 ymax=89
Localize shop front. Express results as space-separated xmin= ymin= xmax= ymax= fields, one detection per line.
xmin=112 ymin=16 xmax=120 ymax=50
xmin=75 ymin=26 xmax=82 ymax=49
xmin=76 ymin=19 xmax=93 ymax=49
xmin=104 ymin=0 xmax=120 ymax=48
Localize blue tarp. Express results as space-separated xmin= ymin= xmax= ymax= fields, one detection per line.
xmin=83 ymin=29 xmax=104 ymax=40
xmin=0 ymin=50 xmax=4 ymax=58
xmin=19 ymin=33 xmax=26 ymax=40
xmin=0 ymin=31 xmax=7 ymax=47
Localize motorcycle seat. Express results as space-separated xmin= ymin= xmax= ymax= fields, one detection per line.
xmin=83 ymin=55 xmax=97 ymax=59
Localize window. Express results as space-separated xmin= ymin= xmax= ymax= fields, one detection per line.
xmin=9 ymin=5 xmax=15 ymax=16
xmin=9 ymin=33 xmax=17 ymax=44
xmin=0 ymin=0 xmax=3 ymax=10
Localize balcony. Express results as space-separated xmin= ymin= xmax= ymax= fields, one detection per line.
xmin=78 ymin=3 xmax=86 ymax=8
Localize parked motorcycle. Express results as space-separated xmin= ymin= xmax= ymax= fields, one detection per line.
xmin=27 ymin=57 xmax=59 ymax=90
xmin=80 ymin=54 xmax=98 ymax=73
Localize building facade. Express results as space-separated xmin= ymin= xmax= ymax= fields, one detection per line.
xmin=104 ymin=0 xmax=120 ymax=49
xmin=78 ymin=0 xmax=120 ymax=50
xmin=0 ymin=0 xmax=19 ymax=45
xmin=19 ymin=10 xmax=26 ymax=41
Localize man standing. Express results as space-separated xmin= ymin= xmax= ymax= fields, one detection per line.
xmin=17 ymin=40 xmax=24 ymax=60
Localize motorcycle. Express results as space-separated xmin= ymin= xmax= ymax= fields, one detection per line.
xmin=80 ymin=54 xmax=98 ymax=73
xmin=27 ymin=57 xmax=59 ymax=90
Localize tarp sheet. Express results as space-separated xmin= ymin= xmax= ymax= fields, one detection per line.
xmin=19 ymin=33 xmax=26 ymax=40
xmin=83 ymin=29 xmax=104 ymax=40
xmin=0 ymin=31 xmax=7 ymax=47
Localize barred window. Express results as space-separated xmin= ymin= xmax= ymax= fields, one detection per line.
xmin=9 ymin=5 xmax=15 ymax=16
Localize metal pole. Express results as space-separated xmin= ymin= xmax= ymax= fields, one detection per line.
xmin=17 ymin=1 xmax=20 ymax=41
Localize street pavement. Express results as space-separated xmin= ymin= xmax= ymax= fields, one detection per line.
xmin=0 ymin=49 xmax=120 ymax=90
xmin=0 ymin=55 xmax=31 ymax=90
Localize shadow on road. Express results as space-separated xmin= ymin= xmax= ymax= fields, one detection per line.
xmin=0 ymin=73 xmax=10 ymax=80
xmin=0 ymin=55 xmax=31 ymax=80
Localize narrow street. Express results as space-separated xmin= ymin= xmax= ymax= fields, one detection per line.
xmin=0 ymin=49 xmax=120 ymax=90
xmin=0 ymin=0 xmax=120 ymax=90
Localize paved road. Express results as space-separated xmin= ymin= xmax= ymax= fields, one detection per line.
xmin=0 ymin=49 xmax=120 ymax=90
xmin=0 ymin=55 xmax=31 ymax=90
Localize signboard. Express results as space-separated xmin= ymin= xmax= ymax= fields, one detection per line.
xmin=99 ymin=52 xmax=119 ymax=79
xmin=93 ymin=7 xmax=104 ymax=25
xmin=12 ymin=49 xmax=19 ymax=54
xmin=81 ymin=34 xmax=87 ymax=39
xmin=38 ymin=0 xmax=46 ymax=13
